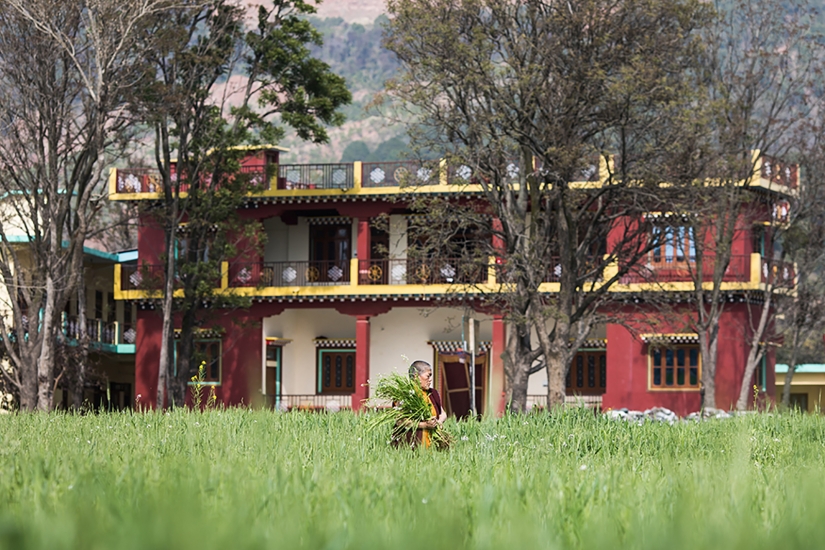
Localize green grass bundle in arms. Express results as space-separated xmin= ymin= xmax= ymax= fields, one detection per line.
xmin=366 ymin=373 xmax=452 ymax=449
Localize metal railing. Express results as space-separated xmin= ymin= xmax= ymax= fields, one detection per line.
xmin=264 ymin=394 xmax=352 ymax=411
xmin=362 ymin=161 xmax=434 ymax=187
xmin=619 ymin=255 xmax=752 ymax=284
xmin=114 ymin=165 xmax=277 ymax=194
xmin=229 ymin=260 xmax=351 ymax=287
xmin=761 ymin=155 xmax=798 ymax=188
xmin=358 ymin=258 xmax=487 ymax=285
xmin=62 ymin=314 xmax=129 ymax=347
xmin=121 ymin=264 xmax=169 ymax=291
xmin=527 ymin=394 xmax=603 ymax=411
xmin=761 ymin=258 xmax=795 ymax=288
xmin=115 ymin=168 xmax=163 ymax=194
xmin=277 ymin=163 xmax=353 ymax=190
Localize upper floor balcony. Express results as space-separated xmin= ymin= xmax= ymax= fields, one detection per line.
xmin=108 ymin=150 xmax=798 ymax=202
xmin=113 ymin=253 xmax=793 ymax=301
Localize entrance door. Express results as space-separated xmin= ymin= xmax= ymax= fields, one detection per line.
xmin=438 ymin=352 xmax=487 ymax=418
xmin=309 ymin=224 xmax=351 ymax=284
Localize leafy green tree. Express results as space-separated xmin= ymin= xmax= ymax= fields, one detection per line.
xmin=138 ymin=0 xmax=351 ymax=407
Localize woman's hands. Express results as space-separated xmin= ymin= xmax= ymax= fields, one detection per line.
xmin=419 ymin=418 xmax=438 ymax=429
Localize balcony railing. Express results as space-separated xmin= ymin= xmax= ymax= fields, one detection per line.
xmin=358 ymin=258 xmax=487 ymax=285
xmin=619 ymin=255 xmax=752 ymax=285
xmin=61 ymin=314 xmax=134 ymax=348
xmin=761 ymin=258 xmax=795 ymax=288
xmin=121 ymin=264 xmax=169 ymax=291
xmin=527 ymin=394 xmax=603 ymax=411
xmin=761 ymin=155 xmax=798 ymax=189
xmin=263 ymin=394 xmax=352 ymax=411
xmin=113 ymin=165 xmax=277 ymax=195
xmin=362 ymin=161 xmax=434 ymax=187
xmin=229 ymin=260 xmax=351 ymax=287
xmin=276 ymin=163 xmax=353 ymax=190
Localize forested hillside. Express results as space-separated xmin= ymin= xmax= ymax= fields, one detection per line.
xmin=278 ymin=15 xmax=409 ymax=163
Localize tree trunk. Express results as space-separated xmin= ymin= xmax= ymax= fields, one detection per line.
xmin=700 ymin=327 xmax=719 ymax=409
xmin=503 ymin=320 xmax=536 ymax=413
xmin=736 ymin=293 xmax=772 ymax=410
xmin=781 ymin=328 xmax=800 ymax=408
xmin=70 ymin=283 xmax=89 ymax=409
xmin=36 ymin=278 xmax=57 ymax=411
xmin=171 ymin=303 xmax=198 ymax=407
xmin=545 ymin=351 xmax=567 ymax=410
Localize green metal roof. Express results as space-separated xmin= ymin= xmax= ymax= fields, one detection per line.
xmin=776 ymin=364 xmax=825 ymax=374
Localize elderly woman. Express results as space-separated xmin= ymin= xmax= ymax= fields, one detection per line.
xmin=392 ymin=360 xmax=448 ymax=449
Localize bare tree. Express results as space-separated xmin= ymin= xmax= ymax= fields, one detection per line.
xmin=0 ymin=0 xmax=176 ymax=410
xmin=384 ymin=0 xmax=713 ymax=411
xmin=682 ymin=0 xmax=820 ymax=409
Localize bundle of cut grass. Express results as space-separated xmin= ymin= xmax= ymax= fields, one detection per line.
xmin=367 ymin=372 xmax=452 ymax=450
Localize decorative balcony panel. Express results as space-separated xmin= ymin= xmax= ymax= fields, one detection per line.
xmin=761 ymin=258 xmax=795 ymax=288
xmin=358 ymin=258 xmax=487 ymax=285
xmin=229 ymin=260 xmax=351 ymax=287
xmin=620 ymin=255 xmax=752 ymax=285
xmin=116 ymin=168 xmax=164 ymax=194
xmin=362 ymin=161 xmax=433 ymax=188
xmin=761 ymin=155 xmax=798 ymax=189
xmin=61 ymin=314 xmax=133 ymax=352
xmin=276 ymin=163 xmax=353 ymax=190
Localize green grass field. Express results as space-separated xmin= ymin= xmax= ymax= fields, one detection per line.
xmin=2 ymin=408 xmax=825 ymax=549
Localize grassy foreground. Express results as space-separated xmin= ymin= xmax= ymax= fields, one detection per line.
xmin=2 ymin=409 xmax=825 ymax=550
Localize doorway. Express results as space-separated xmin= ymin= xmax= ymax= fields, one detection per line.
xmin=309 ymin=223 xmax=351 ymax=284
xmin=436 ymin=351 xmax=487 ymax=418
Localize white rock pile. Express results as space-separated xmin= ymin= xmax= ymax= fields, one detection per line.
xmin=605 ymin=406 xmax=745 ymax=424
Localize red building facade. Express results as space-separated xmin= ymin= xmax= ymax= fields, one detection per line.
xmin=111 ymin=147 xmax=795 ymax=416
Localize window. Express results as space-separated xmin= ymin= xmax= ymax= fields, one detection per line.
xmin=566 ymin=351 xmax=606 ymax=395
xmin=317 ymin=349 xmax=355 ymax=394
xmin=651 ymin=225 xmax=696 ymax=264
xmin=107 ymin=292 xmax=115 ymax=323
xmin=265 ymin=345 xmax=282 ymax=397
xmin=789 ymin=393 xmax=808 ymax=412
xmin=176 ymin=339 xmax=222 ymax=384
xmin=649 ymin=345 xmax=700 ymax=390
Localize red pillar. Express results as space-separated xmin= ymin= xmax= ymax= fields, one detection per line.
xmin=491 ymin=315 xmax=506 ymax=416
xmin=353 ymin=315 xmax=371 ymax=411
xmin=357 ymin=218 xmax=371 ymax=260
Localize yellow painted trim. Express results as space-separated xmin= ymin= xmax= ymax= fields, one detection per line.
xmin=114 ymin=264 xmax=122 ymax=297
xmin=350 ymin=258 xmax=359 ymax=286
xmin=750 ymin=253 xmax=761 ymax=284
xmin=353 ymin=161 xmax=362 ymax=191
xmin=221 ymin=262 xmax=228 ymax=290
xmin=266 ymin=337 xmax=293 ymax=344
xmin=439 ymin=159 xmax=448 ymax=186
xmin=108 ymin=167 xmax=117 ymax=196
xmin=487 ymin=256 xmax=497 ymax=285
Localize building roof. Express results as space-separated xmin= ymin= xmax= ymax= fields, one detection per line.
xmin=775 ymin=364 xmax=825 ymax=374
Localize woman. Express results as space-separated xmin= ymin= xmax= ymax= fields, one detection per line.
xmin=392 ymin=360 xmax=447 ymax=449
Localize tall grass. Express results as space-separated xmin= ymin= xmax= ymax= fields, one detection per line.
xmin=2 ymin=408 xmax=825 ymax=549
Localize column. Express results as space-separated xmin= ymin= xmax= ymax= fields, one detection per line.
xmin=491 ymin=314 xmax=506 ymax=416
xmin=356 ymin=217 xmax=371 ymax=285
xmin=353 ymin=315 xmax=371 ymax=411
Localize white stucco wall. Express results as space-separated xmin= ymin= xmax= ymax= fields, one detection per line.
xmin=262 ymin=306 xmax=497 ymax=397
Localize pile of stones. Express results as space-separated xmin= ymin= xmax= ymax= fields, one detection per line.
xmin=605 ymin=406 xmax=741 ymax=424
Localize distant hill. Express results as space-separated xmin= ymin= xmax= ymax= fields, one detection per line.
xmin=278 ymin=14 xmax=411 ymax=164
xmin=315 ymin=0 xmax=387 ymax=24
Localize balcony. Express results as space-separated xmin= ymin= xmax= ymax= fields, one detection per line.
xmin=263 ymin=394 xmax=352 ymax=412
xmin=113 ymin=253 xmax=789 ymax=301
xmin=61 ymin=314 xmax=136 ymax=354
xmin=618 ymin=254 xmax=754 ymax=286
